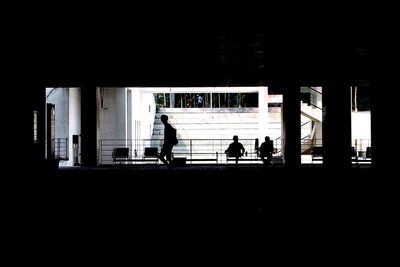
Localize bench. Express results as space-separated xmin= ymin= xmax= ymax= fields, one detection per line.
xmin=226 ymin=152 xmax=264 ymax=166
xmin=311 ymin=146 xmax=372 ymax=164
xmin=130 ymin=147 xmax=159 ymax=165
xmin=311 ymin=147 xmax=323 ymax=162
xmin=169 ymin=152 xmax=219 ymax=165
xmin=112 ymin=147 xmax=130 ymax=165
xmin=187 ymin=152 xmax=219 ymax=165
xmin=112 ymin=147 xmax=159 ymax=166
xmin=353 ymin=146 xmax=371 ymax=163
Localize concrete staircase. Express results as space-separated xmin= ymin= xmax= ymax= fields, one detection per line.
xmin=153 ymin=108 xmax=260 ymax=140
xmin=300 ymin=101 xmax=323 ymax=154
xmin=301 ymin=101 xmax=322 ymax=122
xmin=152 ymin=108 xmax=261 ymax=157
xmin=151 ymin=105 xmax=320 ymax=158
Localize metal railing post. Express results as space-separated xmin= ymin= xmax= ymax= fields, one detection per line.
xmin=190 ymin=139 xmax=192 ymax=164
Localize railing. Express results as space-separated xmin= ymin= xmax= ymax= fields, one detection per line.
xmin=300 ymin=139 xmax=372 ymax=164
xmin=351 ymin=139 xmax=372 ymax=164
xmin=99 ymin=138 xmax=283 ymax=166
xmin=45 ymin=138 xmax=69 ymax=160
xmin=99 ymin=138 xmax=371 ymax=166
xmin=300 ymin=121 xmax=313 ymax=141
xmin=302 ymin=87 xmax=323 ymax=110
xmin=301 ymin=138 xmax=323 ymax=164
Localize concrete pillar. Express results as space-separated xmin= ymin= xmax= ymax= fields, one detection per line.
xmin=68 ymin=88 xmax=81 ymax=166
xmin=258 ymin=87 xmax=269 ymax=140
xmin=81 ymin=85 xmax=98 ymax=167
xmin=282 ymin=85 xmax=301 ymax=168
xmin=170 ymin=93 xmax=175 ymax=108
xmin=131 ymin=88 xmax=142 ymax=146
xmin=127 ymin=89 xmax=132 ymax=144
xmin=370 ymin=80 xmax=387 ymax=169
xmin=322 ymin=81 xmax=352 ymax=168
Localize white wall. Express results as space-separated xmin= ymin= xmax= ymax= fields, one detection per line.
xmin=352 ymin=111 xmax=371 ymax=150
xmin=267 ymin=107 xmax=282 ymax=140
xmin=140 ymin=92 xmax=156 ymax=139
xmin=300 ymin=114 xmax=313 ymax=139
xmin=258 ymin=87 xmax=269 ymax=140
xmin=98 ymin=88 xmax=127 ymax=140
xmin=130 ymin=89 xmax=156 ymax=145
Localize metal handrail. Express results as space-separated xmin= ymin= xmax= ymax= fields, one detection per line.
xmin=307 ymin=86 xmax=322 ymax=95
xmin=99 ymin=138 xmax=283 ymax=165
xmin=302 ymin=86 xmax=323 ymax=110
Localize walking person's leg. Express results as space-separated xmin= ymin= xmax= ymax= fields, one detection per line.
xmin=159 ymin=146 xmax=170 ymax=166
xmin=267 ymin=153 xmax=272 ymax=166
xmin=166 ymin=147 xmax=173 ymax=166
xmin=261 ymin=156 xmax=267 ymax=166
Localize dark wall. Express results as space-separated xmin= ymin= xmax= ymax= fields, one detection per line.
xmin=18 ymin=26 xmax=388 ymax=170
xmin=26 ymin=27 xmax=372 ymax=86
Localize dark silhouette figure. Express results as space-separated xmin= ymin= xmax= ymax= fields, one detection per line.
xmin=197 ymin=94 xmax=203 ymax=107
xmin=255 ymin=138 xmax=259 ymax=157
xmin=259 ymin=136 xmax=274 ymax=166
xmin=225 ymin=135 xmax=245 ymax=166
xmin=159 ymin=115 xmax=177 ymax=169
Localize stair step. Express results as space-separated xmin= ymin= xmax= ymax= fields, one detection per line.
xmin=151 ymin=108 xmax=291 ymax=151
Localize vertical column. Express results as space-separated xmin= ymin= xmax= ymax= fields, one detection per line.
xmin=282 ymin=85 xmax=301 ymax=168
xmin=131 ymin=88 xmax=142 ymax=143
xmin=258 ymin=87 xmax=269 ymax=140
xmin=127 ymin=89 xmax=132 ymax=146
xmin=322 ymin=81 xmax=352 ymax=168
xmin=370 ymin=79 xmax=387 ymax=169
xmin=170 ymin=93 xmax=175 ymax=108
xmin=81 ymin=85 xmax=98 ymax=167
xmin=68 ymin=88 xmax=81 ymax=166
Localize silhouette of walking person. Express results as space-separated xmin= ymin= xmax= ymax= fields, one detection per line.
xmin=259 ymin=136 xmax=274 ymax=166
xmin=159 ymin=114 xmax=178 ymax=169
xmin=225 ymin=135 xmax=245 ymax=167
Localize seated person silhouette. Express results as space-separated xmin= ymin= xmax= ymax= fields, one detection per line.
xmin=225 ymin=135 xmax=245 ymax=166
xmin=259 ymin=136 xmax=274 ymax=166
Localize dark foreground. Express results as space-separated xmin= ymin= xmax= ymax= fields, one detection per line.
xmin=8 ymin=165 xmax=395 ymax=258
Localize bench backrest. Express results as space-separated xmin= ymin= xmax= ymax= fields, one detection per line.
xmin=312 ymin=147 xmax=323 ymax=157
xmin=144 ymin=147 xmax=158 ymax=158
xmin=113 ymin=147 xmax=129 ymax=158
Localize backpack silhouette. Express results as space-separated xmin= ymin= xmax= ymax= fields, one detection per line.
xmin=172 ymin=127 xmax=178 ymax=145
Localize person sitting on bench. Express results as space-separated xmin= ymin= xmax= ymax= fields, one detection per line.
xmin=259 ymin=136 xmax=274 ymax=166
xmin=225 ymin=135 xmax=245 ymax=167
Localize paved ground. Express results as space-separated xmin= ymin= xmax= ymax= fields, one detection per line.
xmin=47 ymin=165 xmax=379 ymax=219
xmin=9 ymin=164 xmax=394 ymax=255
